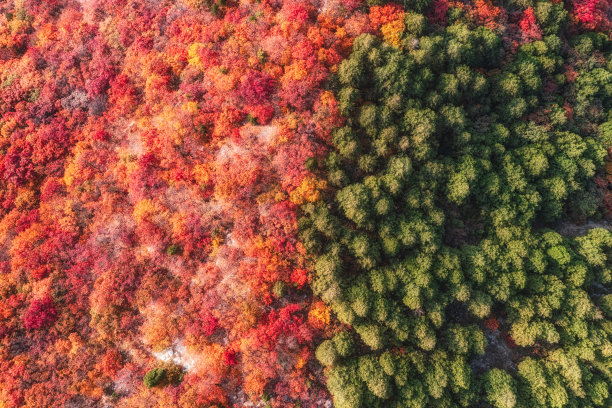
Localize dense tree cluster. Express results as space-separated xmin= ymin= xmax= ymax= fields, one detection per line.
xmin=302 ymin=3 xmax=612 ymax=407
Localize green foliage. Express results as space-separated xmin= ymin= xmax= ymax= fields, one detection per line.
xmin=485 ymin=369 xmax=517 ymax=408
xmin=358 ymin=355 xmax=392 ymax=399
xmin=143 ymin=364 xmax=184 ymax=388
xmin=338 ymin=57 xmax=365 ymax=88
xmin=601 ymin=294 xmax=612 ymax=318
xmin=534 ymin=1 xmax=568 ymax=35
xmin=404 ymin=12 xmax=426 ymax=36
xmin=305 ymin=7 xmax=612 ymax=408
xmin=316 ymin=340 xmax=338 ymax=367
xmin=144 ymin=367 xmax=166 ymax=388
xmin=366 ymin=0 xmax=432 ymax=12
xmin=272 ymin=281 xmax=286 ymax=298
xmin=336 ymin=183 xmax=373 ymax=229
xmin=256 ymin=49 xmax=267 ymax=64
xmin=327 ymin=364 xmax=366 ymax=408
xmin=333 ymin=331 xmax=355 ymax=357
xmin=166 ymin=244 xmax=182 ymax=256
xmin=355 ymin=324 xmax=385 ymax=350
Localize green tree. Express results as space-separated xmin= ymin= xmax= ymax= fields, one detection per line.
xmin=316 ymin=340 xmax=338 ymax=367
xmin=144 ymin=367 xmax=166 ymax=388
xmin=485 ymin=369 xmax=517 ymax=408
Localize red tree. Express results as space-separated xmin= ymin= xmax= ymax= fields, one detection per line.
xmin=24 ymin=296 xmax=57 ymax=330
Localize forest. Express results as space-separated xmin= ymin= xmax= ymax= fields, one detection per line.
xmin=0 ymin=0 xmax=610 ymax=407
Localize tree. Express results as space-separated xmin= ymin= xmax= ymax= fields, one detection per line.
xmin=485 ymin=369 xmax=517 ymax=408
xmin=143 ymin=367 xmax=166 ymax=388
xmin=238 ymin=70 xmax=275 ymax=105
xmin=24 ymin=296 xmax=57 ymax=330
xmin=333 ymin=332 xmax=355 ymax=357
xmin=316 ymin=339 xmax=337 ymax=367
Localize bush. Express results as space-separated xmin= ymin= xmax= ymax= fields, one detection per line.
xmin=143 ymin=364 xmax=184 ymax=388
xmin=144 ymin=367 xmax=166 ymax=388
xmin=166 ymin=244 xmax=182 ymax=256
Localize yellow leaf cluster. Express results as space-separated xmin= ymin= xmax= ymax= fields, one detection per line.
xmin=284 ymin=60 xmax=307 ymax=81
xmin=276 ymin=113 xmax=300 ymax=144
xmin=381 ymin=17 xmax=406 ymax=48
xmin=141 ymin=305 xmax=175 ymax=352
xmin=295 ymin=356 xmax=306 ymax=369
xmin=1 ymin=117 xmax=18 ymax=140
xmin=280 ymin=21 xmax=301 ymax=38
xmin=289 ymin=176 xmax=326 ymax=205
xmin=37 ymin=23 xmax=56 ymax=46
xmin=133 ymin=199 xmax=167 ymax=224
xmin=14 ymin=188 xmax=35 ymax=210
xmin=319 ymin=90 xmax=337 ymax=109
xmin=192 ymin=163 xmax=211 ymax=185
xmin=0 ymin=19 xmax=30 ymax=49
xmin=187 ymin=42 xmax=205 ymax=69
xmin=183 ymin=0 xmax=206 ymax=8
xmin=63 ymin=141 xmax=90 ymax=187
xmin=184 ymin=101 xmax=198 ymax=115
xmin=168 ymin=210 xmax=183 ymax=234
xmin=308 ymin=301 xmax=331 ymax=329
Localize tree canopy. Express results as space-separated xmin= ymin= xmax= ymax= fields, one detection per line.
xmin=303 ymin=4 xmax=612 ymax=407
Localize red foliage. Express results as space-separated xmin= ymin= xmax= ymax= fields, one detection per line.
xmin=93 ymin=128 xmax=109 ymax=142
xmin=23 ymin=296 xmax=57 ymax=330
xmin=563 ymin=101 xmax=575 ymax=121
xmin=278 ymin=80 xmax=316 ymax=110
xmin=290 ymin=268 xmax=309 ymax=288
xmin=369 ymin=3 xmax=405 ymax=29
xmin=430 ymin=0 xmax=449 ymax=25
xmin=202 ymin=313 xmax=219 ymax=337
xmin=2 ymin=140 xmax=35 ymax=186
xmin=260 ymin=200 xmax=298 ymax=254
xmin=485 ymin=317 xmax=500 ymax=331
xmin=292 ymin=39 xmax=315 ymax=62
xmin=31 ymin=121 xmax=71 ymax=172
xmin=98 ymin=349 xmax=123 ymax=378
xmin=518 ymin=7 xmax=542 ymax=42
xmin=502 ymin=332 xmax=518 ymax=348
xmin=224 ymin=348 xmax=237 ymax=366
xmin=40 ymin=177 xmax=63 ymax=201
xmin=15 ymin=209 xmax=39 ymax=233
xmin=246 ymin=104 xmax=275 ymax=125
xmin=257 ymin=304 xmax=313 ymax=349
xmin=239 ymin=71 xmax=276 ymax=105
xmin=470 ymin=0 xmax=505 ymax=30
xmin=281 ymin=2 xmax=312 ymax=24
xmin=571 ymin=0 xmax=611 ymax=30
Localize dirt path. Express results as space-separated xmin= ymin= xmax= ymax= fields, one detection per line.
xmin=555 ymin=220 xmax=612 ymax=237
